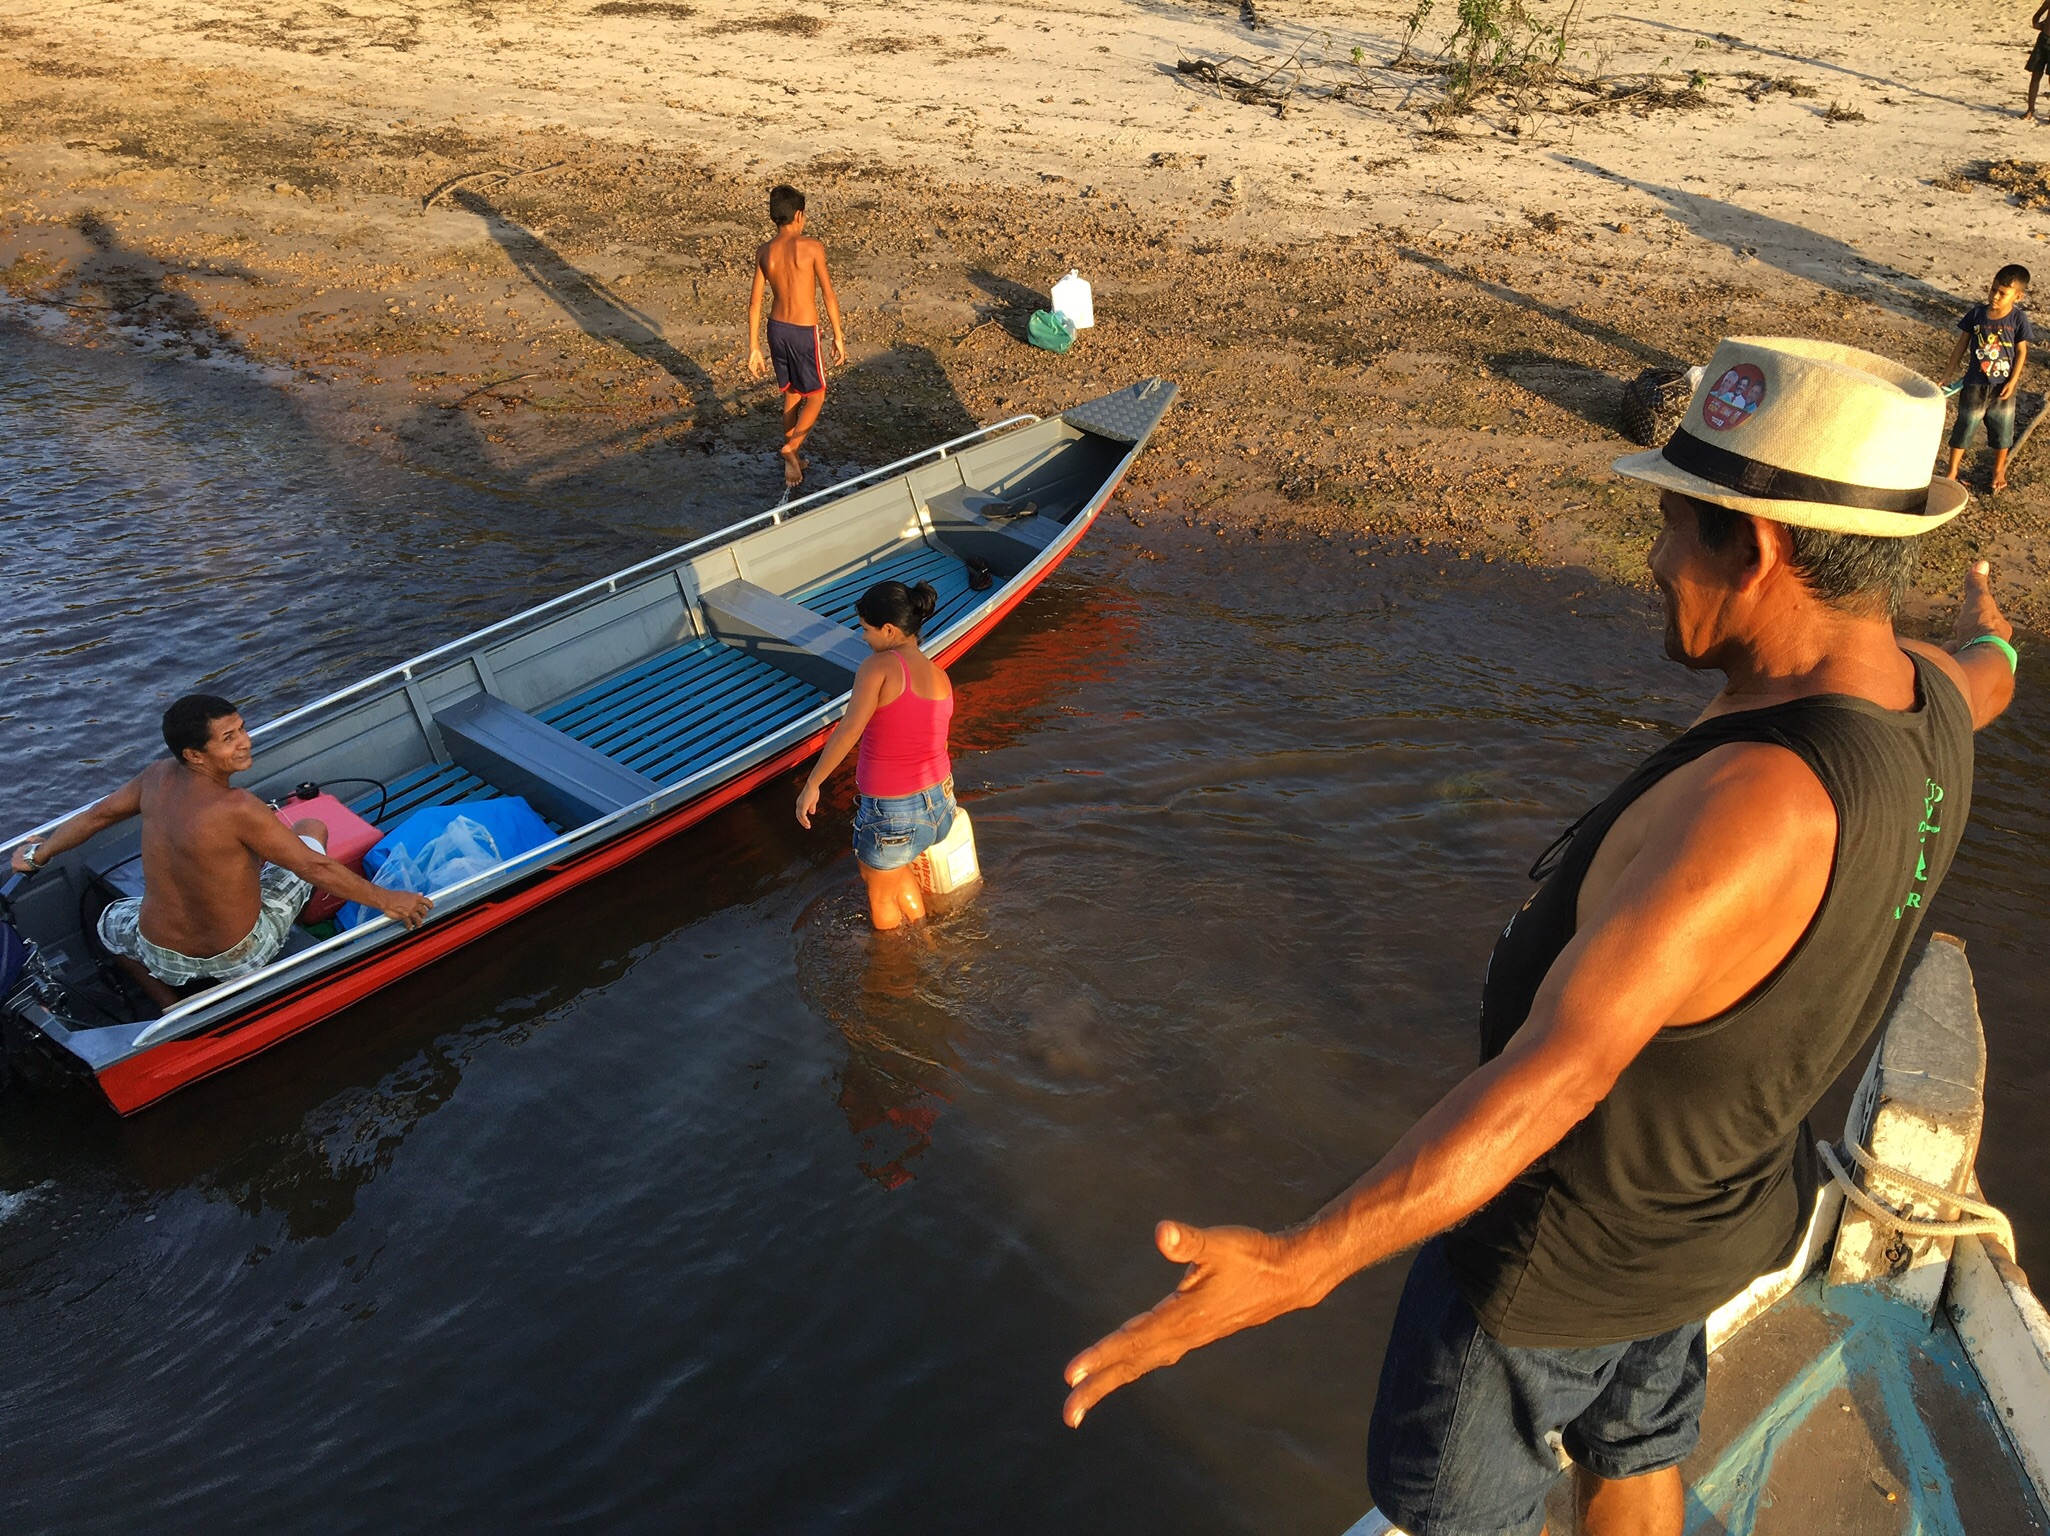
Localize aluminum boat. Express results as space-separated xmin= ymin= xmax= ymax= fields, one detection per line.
xmin=0 ymin=379 xmax=1177 ymax=1113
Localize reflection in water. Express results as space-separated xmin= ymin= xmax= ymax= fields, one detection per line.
xmin=791 ymin=575 xmax=1143 ymax=1189
xmin=797 ymin=892 xmax=962 ymax=1190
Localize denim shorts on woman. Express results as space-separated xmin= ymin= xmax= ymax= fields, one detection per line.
xmin=852 ymin=779 xmax=956 ymax=871
xmin=1366 ymin=1238 xmax=1708 ymax=1536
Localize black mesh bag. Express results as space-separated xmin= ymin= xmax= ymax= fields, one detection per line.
xmin=1619 ymin=367 xmax=1693 ymax=448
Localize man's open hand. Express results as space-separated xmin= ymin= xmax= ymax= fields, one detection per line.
xmin=748 ymin=347 xmax=767 ymax=380
xmin=1061 ymin=1220 xmax=1319 ymax=1428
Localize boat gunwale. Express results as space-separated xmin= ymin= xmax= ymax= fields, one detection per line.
xmin=110 ymin=425 xmax=1138 ymax=1054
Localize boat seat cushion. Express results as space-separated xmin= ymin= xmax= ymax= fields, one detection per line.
xmin=433 ymin=693 xmax=659 ymax=830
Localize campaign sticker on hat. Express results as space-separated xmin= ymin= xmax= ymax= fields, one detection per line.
xmin=1701 ymin=363 xmax=1766 ymax=431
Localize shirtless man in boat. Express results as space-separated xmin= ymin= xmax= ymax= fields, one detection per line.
xmin=1061 ymin=340 xmax=2019 ymax=1536
xmin=10 ymin=693 xmax=431 ymax=1010
xmin=747 ymin=183 xmax=847 ymax=492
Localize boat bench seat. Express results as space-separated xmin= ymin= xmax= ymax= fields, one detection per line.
xmin=434 ymin=693 xmax=659 ymax=831
xmin=922 ymin=486 xmax=1069 ymax=571
xmin=795 ymin=544 xmax=988 ymax=638
xmin=699 ymin=580 xmax=868 ymax=695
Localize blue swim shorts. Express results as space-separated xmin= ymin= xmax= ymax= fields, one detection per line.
xmin=853 ymin=779 xmax=956 ymax=871
xmin=1366 ymin=1237 xmax=1708 ymax=1536
xmin=767 ymin=317 xmax=826 ymax=397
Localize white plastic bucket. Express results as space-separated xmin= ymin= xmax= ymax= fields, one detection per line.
xmin=1052 ymin=270 xmax=1095 ymax=331
xmin=918 ymin=807 xmax=981 ymax=895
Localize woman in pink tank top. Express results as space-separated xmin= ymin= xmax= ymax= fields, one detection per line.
xmin=796 ymin=579 xmax=957 ymax=929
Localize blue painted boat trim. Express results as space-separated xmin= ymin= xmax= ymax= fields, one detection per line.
xmin=1684 ymin=1279 xmax=1987 ymax=1535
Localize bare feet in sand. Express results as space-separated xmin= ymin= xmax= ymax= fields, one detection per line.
xmin=780 ymin=448 xmax=803 ymax=488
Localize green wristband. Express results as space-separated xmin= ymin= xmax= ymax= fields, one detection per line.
xmin=1960 ymin=633 xmax=2020 ymax=673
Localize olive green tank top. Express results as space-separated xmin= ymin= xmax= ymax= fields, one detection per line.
xmin=1443 ymin=653 xmax=1975 ymax=1347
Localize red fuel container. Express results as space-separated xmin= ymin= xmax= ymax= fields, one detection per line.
xmin=274 ymin=791 xmax=382 ymax=922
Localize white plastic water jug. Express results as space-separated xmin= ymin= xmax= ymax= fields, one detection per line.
xmin=1051 ymin=270 xmax=1095 ymax=331
xmin=918 ymin=807 xmax=982 ymax=896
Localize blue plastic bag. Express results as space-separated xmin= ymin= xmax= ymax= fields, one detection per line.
xmin=337 ymin=797 xmax=554 ymax=929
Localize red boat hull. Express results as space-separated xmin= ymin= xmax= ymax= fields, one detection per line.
xmin=94 ymin=502 xmax=1110 ymax=1113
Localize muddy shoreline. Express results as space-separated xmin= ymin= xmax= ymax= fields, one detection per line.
xmin=5 ymin=4 xmax=2049 ymax=627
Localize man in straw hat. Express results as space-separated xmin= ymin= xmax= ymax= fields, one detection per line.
xmin=1060 ymin=338 xmax=2018 ymax=1535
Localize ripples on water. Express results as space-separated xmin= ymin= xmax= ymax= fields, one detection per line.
xmin=4 ymin=321 xmax=2050 ymax=1534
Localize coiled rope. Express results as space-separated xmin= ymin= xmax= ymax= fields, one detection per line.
xmin=1819 ymin=1138 xmax=2017 ymax=1261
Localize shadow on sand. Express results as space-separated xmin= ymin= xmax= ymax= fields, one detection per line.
xmin=1554 ymin=155 xmax=1963 ymax=322
xmin=1614 ymin=15 xmax=2011 ymax=119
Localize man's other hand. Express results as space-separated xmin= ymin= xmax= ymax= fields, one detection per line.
xmin=748 ymin=347 xmax=767 ymax=380
xmin=380 ymin=891 xmax=433 ymax=930
xmin=1062 ymin=1220 xmax=1316 ymax=1428
xmin=1949 ymin=559 xmax=2012 ymax=650
xmin=831 ymin=333 xmax=847 ymax=367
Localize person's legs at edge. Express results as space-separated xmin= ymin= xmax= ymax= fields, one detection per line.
xmin=2030 ymin=66 xmax=2045 ymax=121
xmin=859 ymin=861 xmax=927 ymax=929
xmin=114 ymin=955 xmax=181 ymax=1011
xmin=1989 ymin=390 xmax=2019 ymax=490
xmin=1947 ymin=384 xmax=1990 ymax=481
xmin=1577 ymin=1466 xmax=1683 ymax=1536
xmin=782 ymin=388 xmax=824 ymax=487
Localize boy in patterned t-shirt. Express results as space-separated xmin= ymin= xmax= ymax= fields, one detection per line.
xmin=1942 ymin=263 xmax=2033 ymax=493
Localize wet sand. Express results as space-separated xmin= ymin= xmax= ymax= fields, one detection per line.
xmin=4 ymin=0 xmax=2050 ymax=623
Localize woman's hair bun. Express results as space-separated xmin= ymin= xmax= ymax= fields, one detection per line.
xmin=855 ymin=578 xmax=940 ymax=638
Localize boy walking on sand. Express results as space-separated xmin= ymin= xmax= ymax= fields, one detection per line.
xmin=747 ymin=184 xmax=846 ymax=491
xmin=1942 ymin=263 xmax=2033 ymax=492
xmin=2027 ymin=2 xmax=2050 ymax=120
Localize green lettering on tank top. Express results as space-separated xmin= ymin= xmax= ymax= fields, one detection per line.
xmin=1894 ymin=779 xmax=1944 ymax=920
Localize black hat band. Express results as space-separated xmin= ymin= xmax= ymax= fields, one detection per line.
xmin=1662 ymin=428 xmax=1933 ymax=515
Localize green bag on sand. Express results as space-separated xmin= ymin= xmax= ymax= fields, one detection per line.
xmin=1028 ymin=309 xmax=1077 ymax=354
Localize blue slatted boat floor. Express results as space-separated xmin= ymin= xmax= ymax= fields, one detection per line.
xmin=540 ymin=635 xmax=824 ymax=785
xmin=796 ymin=543 xmax=985 ymax=636
xmin=347 ymin=543 xmax=1005 ymax=832
xmin=349 ymin=762 xmax=511 ymax=832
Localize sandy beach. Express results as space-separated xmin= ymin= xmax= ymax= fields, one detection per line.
xmin=4 ymin=0 xmax=2049 ymax=618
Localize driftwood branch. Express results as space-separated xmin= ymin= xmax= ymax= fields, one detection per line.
xmin=421 ymin=161 xmax=567 ymax=212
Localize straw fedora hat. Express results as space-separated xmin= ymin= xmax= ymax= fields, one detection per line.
xmin=1613 ymin=337 xmax=1969 ymax=537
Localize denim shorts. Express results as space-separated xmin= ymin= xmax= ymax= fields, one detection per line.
xmin=1952 ymin=381 xmax=2019 ymax=450
xmin=852 ymin=779 xmax=956 ymax=871
xmin=1366 ymin=1238 xmax=1708 ymax=1536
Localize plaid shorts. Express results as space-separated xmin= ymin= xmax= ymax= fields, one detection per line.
xmin=97 ymin=839 xmax=318 ymax=985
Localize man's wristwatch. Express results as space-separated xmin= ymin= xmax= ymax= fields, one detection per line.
xmin=21 ymin=842 xmax=43 ymax=870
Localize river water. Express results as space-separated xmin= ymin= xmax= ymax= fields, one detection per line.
xmin=3 ymin=321 xmax=2049 ymax=1535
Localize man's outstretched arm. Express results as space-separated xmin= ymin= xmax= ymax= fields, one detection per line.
xmin=240 ymin=799 xmax=432 ymax=930
xmin=10 ymin=777 xmax=144 ymax=874
xmin=1902 ymin=560 xmax=2016 ymax=730
xmin=1061 ymin=744 xmax=1835 ymax=1427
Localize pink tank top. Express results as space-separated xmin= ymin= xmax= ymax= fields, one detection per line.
xmin=856 ymin=652 xmax=954 ymax=797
